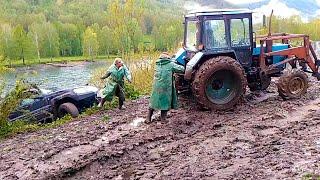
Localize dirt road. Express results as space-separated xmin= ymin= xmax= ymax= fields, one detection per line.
xmin=1 ymin=79 xmax=320 ymax=179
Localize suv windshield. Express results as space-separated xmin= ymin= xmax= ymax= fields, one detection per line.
xmin=185 ymin=20 xmax=199 ymax=51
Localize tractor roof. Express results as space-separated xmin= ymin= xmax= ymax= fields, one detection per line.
xmin=186 ymin=9 xmax=252 ymax=17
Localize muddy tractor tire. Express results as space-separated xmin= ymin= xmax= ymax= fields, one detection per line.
xmin=277 ymin=69 xmax=308 ymax=100
xmin=192 ymin=56 xmax=247 ymax=110
xmin=58 ymin=102 xmax=79 ymax=118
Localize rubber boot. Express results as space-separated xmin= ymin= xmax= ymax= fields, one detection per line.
xmin=98 ymin=98 xmax=106 ymax=108
xmin=118 ymin=87 xmax=125 ymax=110
xmin=146 ymin=108 xmax=154 ymax=123
xmin=118 ymin=98 xmax=124 ymax=110
xmin=160 ymin=110 xmax=168 ymax=122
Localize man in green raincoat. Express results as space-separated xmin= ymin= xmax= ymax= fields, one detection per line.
xmin=146 ymin=52 xmax=185 ymax=123
xmin=98 ymin=58 xmax=132 ymax=109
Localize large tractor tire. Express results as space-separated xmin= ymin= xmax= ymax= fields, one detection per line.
xmin=277 ymin=69 xmax=308 ymax=100
xmin=58 ymin=102 xmax=79 ymax=118
xmin=192 ymin=56 xmax=247 ymax=110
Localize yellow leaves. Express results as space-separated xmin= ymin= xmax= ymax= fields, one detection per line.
xmin=56 ymin=0 xmax=64 ymax=6
xmin=83 ymin=27 xmax=99 ymax=58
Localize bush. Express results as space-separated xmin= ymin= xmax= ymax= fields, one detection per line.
xmin=124 ymin=82 xmax=140 ymax=100
xmin=0 ymin=80 xmax=32 ymax=127
xmin=129 ymin=60 xmax=155 ymax=95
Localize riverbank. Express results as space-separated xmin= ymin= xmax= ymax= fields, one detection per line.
xmin=0 ymin=51 xmax=161 ymax=68
xmin=0 ymin=55 xmax=117 ymax=68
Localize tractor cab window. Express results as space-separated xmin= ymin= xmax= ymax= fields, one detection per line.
xmin=185 ymin=20 xmax=199 ymax=51
xmin=204 ymin=20 xmax=227 ymax=49
xmin=230 ymin=18 xmax=250 ymax=46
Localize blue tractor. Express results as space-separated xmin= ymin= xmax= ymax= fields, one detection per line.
xmin=174 ymin=9 xmax=320 ymax=110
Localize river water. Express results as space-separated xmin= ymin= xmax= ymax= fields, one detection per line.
xmin=1 ymin=61 xmax=111 ymax=94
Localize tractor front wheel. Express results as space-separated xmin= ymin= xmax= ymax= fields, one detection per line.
xmin=277 ymin=69 xmax=308 ymax=99
xmin=192 ymin=56 xmax=247 ymax=110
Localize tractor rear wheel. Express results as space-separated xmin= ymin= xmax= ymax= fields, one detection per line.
xmin=277 ymin=69 xmax=308 ymax=99
xmin=192 ymin=56 xmax=247 ymax=110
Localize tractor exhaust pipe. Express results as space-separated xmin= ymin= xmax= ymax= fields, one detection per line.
xmin=268 ymin=10 xmax=274 ymax=36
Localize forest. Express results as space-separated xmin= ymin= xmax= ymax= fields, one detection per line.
xmin=1 ymin=0 xmax=320 ymax=66
xmin=0 ymin=0 xmax=184 ymax=66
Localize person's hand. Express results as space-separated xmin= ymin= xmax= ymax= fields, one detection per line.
xmin=128 ymin=80 xmax=132 ymax=83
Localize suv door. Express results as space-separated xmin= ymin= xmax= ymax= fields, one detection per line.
xmin=9 ymin=97 xmax=51 ymax=122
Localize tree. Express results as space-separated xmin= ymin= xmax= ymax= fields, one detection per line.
xmin=83 ymin=27 xmax=99 ymax=60
xmin=29 ymin=23 xmax=43 ymax=62
xmin=126 ymin=18 xmax=143 ymax=53
xmin=0 ymin=24 xmax=14 ymax=65
xmin=56 ymin=23 xmax=82 ymax=56
xmin=99 ymin=26 xmax=114 ymax=57
xmin=11 ymin=25 xmax=35 ymax=65
xmin=42 ymin=22 xmax=59 ymax=61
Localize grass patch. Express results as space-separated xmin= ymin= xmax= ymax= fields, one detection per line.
xmin=102 ymin=115 xmax=110 ymax=122
xmin=0 ymin=115 xmax=73 ymax=140
xmin=81 ymin=106 xmax=100 ymax=116
xmin=302 ymin=173 xmax=320 ymax=180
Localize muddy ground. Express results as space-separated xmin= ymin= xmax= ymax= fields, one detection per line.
xmin=1 ymin=78 xmax=320 ymax=180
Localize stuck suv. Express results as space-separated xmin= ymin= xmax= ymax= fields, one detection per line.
xmin=9 ymin=86 xmax=98 ymax=122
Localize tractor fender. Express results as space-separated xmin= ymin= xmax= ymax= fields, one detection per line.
xmin=184 ymin=52 xmax=204 ymax=80
xmin=184 ymin=50 xmax=237 ymax=80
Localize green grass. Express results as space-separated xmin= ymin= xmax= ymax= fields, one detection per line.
xmin=302 ymin=173 xmax=320 ymax=180
xmin=0 ymin=115 xmax=73 ymax=140
xmin=102 ymin=115 xmax=110 ymax=122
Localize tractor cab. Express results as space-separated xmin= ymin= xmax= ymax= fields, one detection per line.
xmin=176 ymin=9 xmax=254 ymax=68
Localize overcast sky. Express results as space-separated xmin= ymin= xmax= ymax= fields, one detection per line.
xmin=184 ymin=0 xmax=320 ymax=22
xmin=224 ymin=0 xmax=320 ymax=6
xmin=224 ymin=0 xmax=265 ymax=4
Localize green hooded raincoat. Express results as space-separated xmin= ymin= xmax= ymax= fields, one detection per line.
xmin=149 ymin=58 xmax=185 ymax=110
xmin=102 ymin=64 xmax=131 ymax=101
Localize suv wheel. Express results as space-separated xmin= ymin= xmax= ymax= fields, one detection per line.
xmin=58 ymin=102 xmax=79 ymax=118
